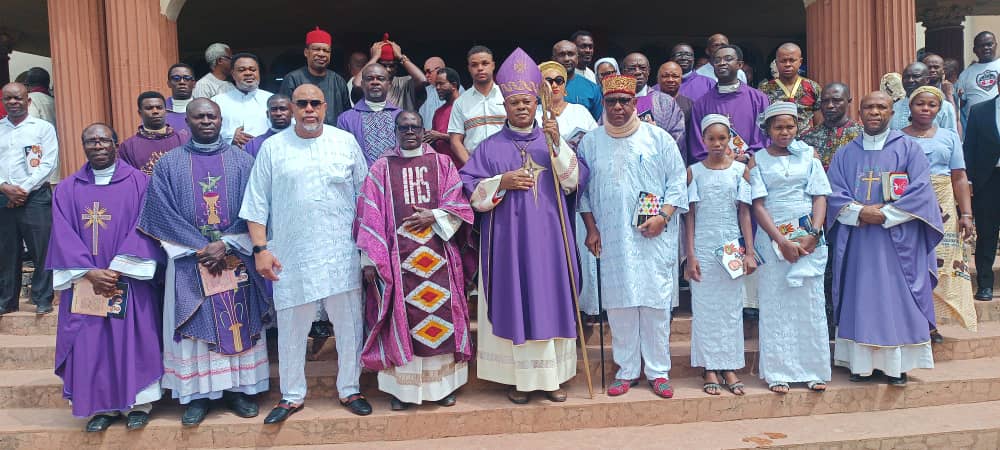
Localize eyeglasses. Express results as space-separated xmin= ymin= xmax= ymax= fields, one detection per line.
xmin=396 ymin=125 xmax=422 ymax=133
xmin=545 ymin=77 xmax=566 ymax=86
xmin=169 ymin=75 xmax=195 ymax=82
xmin=623 ymin=65 xmax=648 ymax=73
xmin=83 ymin=138 xmax=115 ymax=148
xmin=294 ymin=99 xmax=325 ymax=108
xmin=603 ymin=97 xmax=632 ymax=106
xmin=672 ymin=51 xmax=694 ymax=58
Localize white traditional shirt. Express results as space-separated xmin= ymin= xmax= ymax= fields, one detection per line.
xmin=0 ymin=115 xmax=59 ymax=192
xmin=192 ymin=73 xmax=235 ymax=99
xmin=212 ymin=87 xmax=273 ymax=144
xmin=577 ymin=122 xmax=688 ymax=309
xmin=239 ymin=126 xmax=368 ymax=310
xmin=447 ymin=83 xmax=505 ymax=155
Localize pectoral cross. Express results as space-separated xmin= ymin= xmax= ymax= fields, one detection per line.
xmin=81 ymin=202 xmax=111 ymax=256
xmin=861 ymin=170 xmax=879 ymax=202
xmin=516 ymin=141 xmax=547 ymax=204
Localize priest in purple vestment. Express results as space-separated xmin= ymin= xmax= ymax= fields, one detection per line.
xmin=826 ymin=92 xmax=943 ymax=386
xmin=688 ymin=45 xmax=770 ymax=162
xmin=49 ymin=124 xmax=164 ymax=432
xmin=165 ymin=63 xmax=195 ymax=133
xmin=357 ymin=111 xmax=475 ymax=410
xmin=137 ymin=98 xmax=271 ymax=426
xmin=337 ymin=63 xmax=402 ymax=165
xmin=118 ymin=91 xmax=188 ymax=176
xmin=459 ymin=48 xmax=588 ymax=404
xmin=670 ymin=43 xmax=715 ymax=102
xmin=243 ymin=94 xmax=291 ymax=158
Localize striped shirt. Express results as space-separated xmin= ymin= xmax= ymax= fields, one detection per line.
xmin=447 ymin=83 xmax=506 ymax=154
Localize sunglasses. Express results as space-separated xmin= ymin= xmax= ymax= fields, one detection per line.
xmin=294 ymin=99 xmax=325 ymax=108
xmin=545 ymin=76 xmax=566 ymax=86
xmin=603 ymin=97 xmax=632 ymax=106
xmin=169 ymin=75 xmax=195 ymax=82
xmin=396 ymin=125 xmax=422 ymax=133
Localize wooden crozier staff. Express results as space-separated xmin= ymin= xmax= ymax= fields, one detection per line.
xmin=539 ymin=81 xmax=594 ymax=399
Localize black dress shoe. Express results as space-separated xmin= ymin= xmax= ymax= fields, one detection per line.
xmin=437 ymin=393 xmax=457 ymax=407
xmin=887 ymin=373 xmax=908 ymax=386
xmin=930 ymin=330 xmax=944 ymax=344
xmin=0 ymin=307 xmax=18 ymax=316
xmin=181 ymin=398 xmax=210 ymax=426
xmin=308 ymin=320 xmax=334 ymax=338
xmin=742 ymin=308 xmax=759 ymax=321
xmin=35 ymin=303 xmax=53 ymax=315
xmin=849 ymin=373 xmax=874 ymax=382
xmin=224 ymin=391 xmax=258 ymax=418
xmin=263 ymin=399 xmax=302 ymax=424
xmin=126 ymin=411 xmax=149 ymax=430
xmin=340 ymin=394 xmax=373 ymax=416
xmin=975 ymin=287 xmax=993 ymax=301
xmin=85 ymin=414 xmax=120 ymax=432
xmin=389 ymin=396 xmax=411 ymax=411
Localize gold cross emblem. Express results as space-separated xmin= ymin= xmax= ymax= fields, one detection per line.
xmin=81 ymin=201 xmax=111 ymax=256
xmin=861 ymin=170 xmax=880 ymax=202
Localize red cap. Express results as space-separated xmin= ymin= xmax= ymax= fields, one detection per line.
xmin=379 ymin=33 xmax=394 ymax=61
xmin=305 ymin=27 xmax=331 ymax=47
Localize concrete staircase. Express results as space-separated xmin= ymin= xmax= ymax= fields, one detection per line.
xmin=2 ymin=289 xmax=1000 ymax=449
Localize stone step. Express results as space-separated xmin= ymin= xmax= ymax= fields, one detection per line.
xmin=1 ymin=357 xmax=999 ymax=449
xmin=6 ymin=320 xmax=1000 ymax=401
xmin=278 ymin=400 xmax=1000 ymax=450
xmin=0 ymin=299 xmax=59 ymax=336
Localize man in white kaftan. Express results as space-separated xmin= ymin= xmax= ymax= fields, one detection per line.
xmin=578 ymin=74 xmax=687 ymax=398
xmin=240 ymin=84 xmax=372 ymax=423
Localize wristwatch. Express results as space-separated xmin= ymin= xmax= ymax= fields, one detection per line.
xmin=808 ymin=229 xmax=823 ymax=239
xmin=658 ymin=210 xmax=671 ymax=222
xmin=252 ymin=244 xmax=268 ymax=254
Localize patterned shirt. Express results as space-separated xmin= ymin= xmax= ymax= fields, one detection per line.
xmin=799 ymin=119 xmax=863 ymax=169
xmin=758 ymin=76 xmax=822 ymax=133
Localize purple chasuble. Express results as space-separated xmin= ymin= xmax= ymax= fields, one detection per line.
xmin=47 ymin=161 xmax=165 ymax=417
xmin=460 ymin=126 xmax=589 ymax=344
xmin=336 ymin=100 xmax=402 ymax=166
xmin=165 ymin=97 xmax=191 ymax=134
xmin=138 ymin=140 xmax=272 ymax=355
xmin=118 ymin=125 xmax=187 ymax=176
xmin=357 ymin=145 xmax=476 ymax=370
xmin=679 ymin=72 xmax=715 ymax=102
xmin=243 ymin=128 xmax=278 ymax=158
xmin=825 ymin=131 xmax=943 ymax=346
xmin=688 ymin=82 xmax=771 ymax=161
xmin=636 ymin=91 xmax=687 ymax=160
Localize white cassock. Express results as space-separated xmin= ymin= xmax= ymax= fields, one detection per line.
xmin=240 ymin=125 xmax=368 ymax=402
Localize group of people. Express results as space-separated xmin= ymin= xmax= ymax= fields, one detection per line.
xmin=3 ymin=25 xmax=1000 ymax=433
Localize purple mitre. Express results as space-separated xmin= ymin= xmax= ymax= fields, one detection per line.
xmin=496 ymin=47 xmax=542 ymax=99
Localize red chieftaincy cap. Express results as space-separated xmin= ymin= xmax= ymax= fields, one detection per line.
xmin=305 ymin=27 xmax=332 ymax=46
xmin=379 ymin=33 xmax=394 ymax=61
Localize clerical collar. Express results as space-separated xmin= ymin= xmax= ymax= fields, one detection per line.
xmin=192 ymin=138 xmax=222 ymax=151
xmin=509 ymin=123 xmax=534 ymax=134
xmin=400 ymin=147 xmax=423 ymax=158
xmin=143 ymin=126 xmax=168 ymax=135
xmin=365 ymin=100 xmax=386 ymax=112
xmin=637 ymin=85 xmax=649 ymax=97
xmin=717 ymin=81 xmax=741 ymax=94
xmin=862 ymin=128 xmax=891 ymax=151
xmin=171 ymin=97 xmax=190 ymax=113
xmin=682 ymin=71 xmax=694 ymax=79
xmin=92 ymin=163 xmax=116 ymax=186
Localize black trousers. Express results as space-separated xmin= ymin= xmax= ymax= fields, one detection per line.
xmin=973 ymin=170 xmax=1000 ymax=291
xmin=0 ymin=186 xmax=53 ymax=310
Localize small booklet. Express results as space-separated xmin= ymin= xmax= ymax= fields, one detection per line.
xmin=71 ymin=278 xmax=128 ymax=319
xmin=728 ymin=127 xmax=750 ymax=158
xmin=771 ymin=214 xmax=825 ymax=261
xmin=714 ymin=237 xmax=765 ymax=279
xmin=566 ymin=128 xmax=588 ymax=151
xmin=881 ymin=172 xmax=908 ymax=202
xmin=633 ymin=191 xmax=664 ymax=227
xmin=197 ymin=255 xmax=242 ymax=297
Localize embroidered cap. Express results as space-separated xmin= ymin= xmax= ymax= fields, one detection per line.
xmin=758 ymin=101 xmax=798 ymax=129
xmin=700 ymin=113 xmax=731 ymax=133
xmin=601 ymin=74 xmax=637 ymax=96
